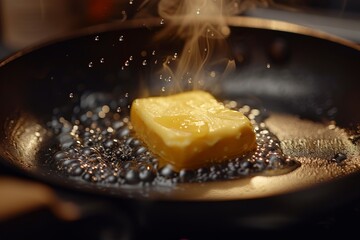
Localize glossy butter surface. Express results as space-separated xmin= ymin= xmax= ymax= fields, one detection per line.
xmin=130 ymin=91 xmax=256 ymax=170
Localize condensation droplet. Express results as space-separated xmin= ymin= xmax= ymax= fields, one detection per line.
xmin=119 ymin=35 xmax=124 ymax=41
xmin=196 ymin=8 xmax=200 ymax=15
xmin=124 ymin=60 xmax=130 ymax=66
xmin=100 ymin=58 xmax=104 ymax=63
xmin=266 ymin=63 xmax=271 ymax=69
xmin=88 ymin=62 xmax=93 ymax=68
xmin=160 ymin=19 xmax=165 ymax=25
xmin=129 ymin=56 xmax=133 ymax=61
xmin=142 ymin=60 xmax=147 ymax=66
xmin=161 ymin=87 xmax=166 ymax=92
xmin=221 ymin=26 xmax=231 ymax=36
xmin=69 ymin=93 xmax=74 ymax=98
xmin=152 ymin=50 xmax=156 ymax=55
xmin=129 ymin=0 xmax=133 ymax=4
xmin=164 ymin=76 xmax=171 ymax=83
xmin=125 ymin=92 xmax=129 ymax=98
xmin=94 ymin=36 xmax=100 ymax=41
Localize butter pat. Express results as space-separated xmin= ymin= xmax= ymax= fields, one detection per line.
xmin=130 ymin=91 xmax=256 ymax=170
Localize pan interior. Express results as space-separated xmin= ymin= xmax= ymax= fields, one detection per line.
xmin=0 ymin=17 xmax=360 ymax=200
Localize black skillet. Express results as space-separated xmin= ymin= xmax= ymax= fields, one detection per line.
xmin=1 ymin=16 xmax=360 ymax=235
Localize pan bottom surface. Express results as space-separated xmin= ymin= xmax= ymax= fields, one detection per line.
xmin=33 ymin=91 xmax=360 ymax=200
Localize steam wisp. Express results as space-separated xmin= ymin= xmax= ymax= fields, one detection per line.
xmin=153 ymin=0 xmax=272 ymax=93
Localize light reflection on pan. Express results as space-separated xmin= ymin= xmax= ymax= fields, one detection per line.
xmin=0 ymin=17 xmax=359 ymax=205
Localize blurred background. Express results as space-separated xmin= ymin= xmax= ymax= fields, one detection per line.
xmin=0 ymin=1 xmax=359 ymax=239
xmin=0 ymin=0 xmax=359 ymax=60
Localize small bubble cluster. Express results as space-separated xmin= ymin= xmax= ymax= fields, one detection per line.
xmin=46 ymin=92 xmax=300 ymax=186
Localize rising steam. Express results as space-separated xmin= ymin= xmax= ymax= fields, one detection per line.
xmin=154 ymin=0 xmax=273 ymax=93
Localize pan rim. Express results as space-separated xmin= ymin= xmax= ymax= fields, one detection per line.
xmin=0 ymin=16 xmax=359 ymax=68
xmin=0 ymin=16 xmax=360 ymax=204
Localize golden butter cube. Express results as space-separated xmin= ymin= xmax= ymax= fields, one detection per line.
xmin=130 ymin=90 xmax=256 ymax=170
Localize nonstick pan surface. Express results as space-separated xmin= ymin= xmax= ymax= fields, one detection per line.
xmin=0 ymin=17 xmax=360 ymax=231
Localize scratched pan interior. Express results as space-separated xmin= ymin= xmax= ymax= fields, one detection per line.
xmin=1 ymin=17 xmax=360 ymax=230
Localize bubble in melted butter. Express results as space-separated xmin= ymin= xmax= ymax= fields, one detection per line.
xmin=45 ymin=92 xmax=300 ymax=186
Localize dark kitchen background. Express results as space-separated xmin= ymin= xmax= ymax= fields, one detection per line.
xmin=0 ymin=1 xmax=360 ymax=239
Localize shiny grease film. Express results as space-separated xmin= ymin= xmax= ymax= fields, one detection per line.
xmin=45 ymin=92 xmax=300 ymax=186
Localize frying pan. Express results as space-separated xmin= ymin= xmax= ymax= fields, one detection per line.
xmin=1 ymin=16 xmax=360 ymax=235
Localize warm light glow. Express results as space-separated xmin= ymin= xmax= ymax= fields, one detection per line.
xmin=153 ymin=0 xmax=272 ymax=93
